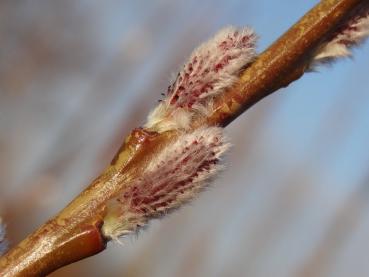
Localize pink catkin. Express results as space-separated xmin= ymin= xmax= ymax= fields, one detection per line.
xmin=312 ymin=4 xmax=369 ymax=66
xmin=102 ymin=127 xmax=230 ymax=239
xmin=146 ymin=26 xmax=257 ymax=132
xmin=167 ymin=27 xmax=256 ymax=109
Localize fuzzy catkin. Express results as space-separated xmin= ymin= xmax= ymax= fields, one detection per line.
xmin=146 ymin=26 xmax=257 ymax=132
xmin=102 ymin=127 xmax=230 ymax=239
xmin=312 ymin=5 xmax=369 ymax=67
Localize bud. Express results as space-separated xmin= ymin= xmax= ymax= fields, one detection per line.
xmin=102 ymin=127 xmax=230 ymax=240
xmin=146 ymin=26 xmax=257 ymax=132
xmin=312 ymin=5 xmax=369 ymax=66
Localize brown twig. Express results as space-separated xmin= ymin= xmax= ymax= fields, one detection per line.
xmin=0 ymin=0 xmax=366 ymax=276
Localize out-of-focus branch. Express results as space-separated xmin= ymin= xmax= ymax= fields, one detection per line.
xmin=0 ymin=0 xmax=367 ymax=276
xmin=0 ymin=217 xmax=8 ymax=256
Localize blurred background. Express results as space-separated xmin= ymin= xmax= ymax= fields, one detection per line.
xmin=1 ymin=1 xmax=369 ymax=276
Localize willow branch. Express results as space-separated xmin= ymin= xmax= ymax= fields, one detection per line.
xmin=0 ymin=0 xmax=367 ymax=276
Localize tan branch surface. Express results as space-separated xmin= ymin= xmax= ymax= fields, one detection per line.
xmin=0 ymin=0 xmax=366 ymax=276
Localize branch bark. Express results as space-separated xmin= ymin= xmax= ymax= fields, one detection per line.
xmin=0 ymin=0 xmax=366 ymax=276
